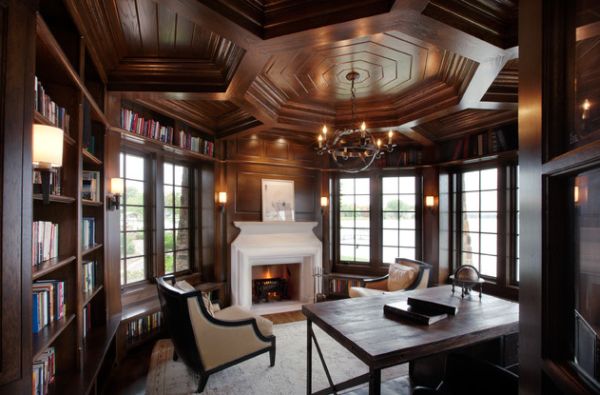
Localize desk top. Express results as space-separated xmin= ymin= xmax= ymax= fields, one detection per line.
xmin=302 ymin=285 xmax=519 ymax=369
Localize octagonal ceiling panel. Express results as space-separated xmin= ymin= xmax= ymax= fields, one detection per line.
xmin=263 ymin=33 xmax=430 ymax=102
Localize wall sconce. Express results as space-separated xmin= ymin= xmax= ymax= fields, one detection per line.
xmin=320 ymin=196 xmax=328 ymax=214
xmin=108 ymin=177 xmax=123 ymax=210
xmin=33 ymin=124 xmax=63 ymax=204
xmin=425 ymin=195 xmax=436 ymax=209
xmin=218 ymin=191 xmax=227 ymax=211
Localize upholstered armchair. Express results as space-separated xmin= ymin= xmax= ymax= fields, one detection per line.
xmin=348 ymin=258 xmax=431 ymax=298
xmin=156 ymin=276 xmax=276 ymax=393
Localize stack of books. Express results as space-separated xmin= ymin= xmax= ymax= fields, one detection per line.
xmin=32 ymin=221 xmax=59 ymax=266
xmin=126 ymin=311 xmax=162 ymax=341
xmin=81 ymin=217 xmax=95 ymax=249
xmin=32 ymin=280 xmax=66 ymax=333
xmin=33 ymin=169 xmax=61 ymax=196
xmin=32 ymin=347 xmax=55 ymax=395
xmin=384 ymin=297 xmax=459 ymax=325
xmin=120 ymin=108 xmax=174 ymax=144
xmin=34 ymin=76 xmax=71 ymax=136
xmin=81 ymin=170 xmax=101 ymax=202
xmin=82 ymin=260 xmax=97 ymax=294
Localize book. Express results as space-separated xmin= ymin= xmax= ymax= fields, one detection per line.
xmin=81 ymin=170 xmax=101 ymax=202
xmin=407 ymin=297 xmax=459 ymax=315
xmin=384 ymin=301 xmax=448 ymax=325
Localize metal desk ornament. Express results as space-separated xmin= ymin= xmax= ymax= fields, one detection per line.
xmin=450 ymin=265 xmax=485 ymax=299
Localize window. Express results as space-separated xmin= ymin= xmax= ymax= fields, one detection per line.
xmin=163 ymin=162 xmax=191 ymax=274
xmin=382 ymin=176 xmax=417 ymax=263
xmin=339 ymin=178 xmax=370 ymax=262
xmin=460 ymin=168 xmax=498 ymax=277
xmin=119 ymin=153 xmax=146 ymax=285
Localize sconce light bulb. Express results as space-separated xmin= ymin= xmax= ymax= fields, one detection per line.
xmin=583 ymin=99 xmax=591 ymax=111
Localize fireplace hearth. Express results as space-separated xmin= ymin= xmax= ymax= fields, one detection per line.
xmin=253 ymin=277 xmax=289 ymax=303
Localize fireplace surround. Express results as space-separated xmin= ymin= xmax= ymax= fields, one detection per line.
xmin=230 ymin=221 xmax=322 ymax=313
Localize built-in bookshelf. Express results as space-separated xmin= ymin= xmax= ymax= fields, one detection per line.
xmin=111 ymin=99 xmax=216 ymax=162
xmin=29 ymin=5 xmax=118 ymax=395
xmin=324 ymin=273 xmax=372 ymax=299
xmin=437 ymin=123 xmax=518 ymax=164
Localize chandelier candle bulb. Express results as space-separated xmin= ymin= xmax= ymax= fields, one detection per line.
xmin=377 ymin=138 xmax=382 ymax=148
xmin=322 ymin=125 xmax=328 ymax=136
xmin=318 ymin=134 xmax=323 ymax=148
xmin=388 ymin=130 xmax=393 ymax=144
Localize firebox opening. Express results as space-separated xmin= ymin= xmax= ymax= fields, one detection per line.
xmin=252 ymin=264 xmax=301 ymax=304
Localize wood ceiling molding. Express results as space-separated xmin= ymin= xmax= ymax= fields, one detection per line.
xmin=66 ymin=0 xmax=245 ymax=92
xmin=196 ymin=0 xmax=395 ymax=39
xmin=414 ymin=108 xmax=517 ymax=141
xmin=422 ymin=0 xmax=518 ymax=49
xmin=482 ymin=58 xmax=518 ymax=103
xmin=135 ymin=98 xmax=260 ymax=137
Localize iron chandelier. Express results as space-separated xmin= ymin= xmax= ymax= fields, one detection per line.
xmin=316 ymin=71 xmax=397 ymax=173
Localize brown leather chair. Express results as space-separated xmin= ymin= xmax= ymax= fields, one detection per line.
xmin=156 ymin=276 xmax=276 ymax=393
xmin=349 ymin=258 xmax=431 ymax=298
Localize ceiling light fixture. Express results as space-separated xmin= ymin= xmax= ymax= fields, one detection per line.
xmin=316 ymin=71 xmax=396 ymax=173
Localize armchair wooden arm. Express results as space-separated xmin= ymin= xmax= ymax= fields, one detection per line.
xmin=362 ymin=274 xmax=389 ymax=290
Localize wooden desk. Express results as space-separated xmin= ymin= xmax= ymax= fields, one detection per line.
xmin=302 ymin=285 xmax=519 ymax=395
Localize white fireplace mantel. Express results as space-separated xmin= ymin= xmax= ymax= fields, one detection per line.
xmin=230 ymin=221 xmax=322 ymax=309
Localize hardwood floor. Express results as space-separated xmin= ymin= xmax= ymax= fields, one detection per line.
xmin=105 ymin=310 xmax=306 ymax=395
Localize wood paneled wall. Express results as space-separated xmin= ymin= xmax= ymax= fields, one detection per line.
xmin=218 ymin=133 xmax=322 ymax=302
xmin=0 ymin=0 xmax=35 ymax=393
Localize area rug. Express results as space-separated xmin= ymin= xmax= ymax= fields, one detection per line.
xmin=146 ymin=321 xmax=408 ymax=394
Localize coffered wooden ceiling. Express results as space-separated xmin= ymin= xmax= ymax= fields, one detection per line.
xmin=68 ymin=0 xmax=519 ymax=142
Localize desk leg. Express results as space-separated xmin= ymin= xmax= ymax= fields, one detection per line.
xmin=307 ymin=319 xmax=312 ymax=395
xmin=368 ymin=367 xmax=381 ymax=395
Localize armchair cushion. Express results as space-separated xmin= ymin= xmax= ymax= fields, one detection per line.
xmin=388 ymin=263 xmax=418 ymax=291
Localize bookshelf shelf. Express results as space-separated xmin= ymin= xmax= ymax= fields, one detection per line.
xmin=32 ymin=255 xmax=76 ymax=280
xmin=33 ymin=194 xmax=76 ymax=204
xmin=81 ymin=199 xmax=103 ymax=207
xmin=34 ymin=111 xmax=76 ymax=146
xmin=32 ymin=314 xmax=76 ymax=360
xmin=112 ymin=126 xmax=216 ymax=163
xmin=82 ymin=243 xmax=103 ymax=257
xmin=62 ymin=315 xmax=120 ymax=395
xmin=82 ymin=149 xmax=103 ymax=165
xmin=437 ymin=149 xmax=518 ymax=168
xmin=82 ymin=285 xmax=104 ymax=307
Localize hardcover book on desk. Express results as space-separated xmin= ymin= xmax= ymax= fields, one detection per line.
xmin=384 ymin=297 xmax=459 ymax=325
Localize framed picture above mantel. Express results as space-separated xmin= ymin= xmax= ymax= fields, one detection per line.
xmin=261 ymin=179 xmax=295 ymax=222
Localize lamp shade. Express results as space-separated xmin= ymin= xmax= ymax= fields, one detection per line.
xmin=33 ymin=124 xmax=63 ymax=168
xmin=425 ymin=195 xmax=435 ymax=207
xmin=218 ymin=191 xmax=227 ymax=204
xmin=111 ymin=178 xmax=124 ymax=195
xmin=320 ymin=196 xmax=329 ymax=207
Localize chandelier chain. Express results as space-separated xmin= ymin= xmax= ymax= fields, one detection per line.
xmin=350 ymin=76 xmax=356 ymax=128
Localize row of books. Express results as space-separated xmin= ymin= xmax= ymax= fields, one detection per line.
xmin=178 ymin=130 xmax=215 ymax=157
xmin=82 ymin=260 xmax=97 ymax=294
xmin=32 ymin=347 xmax=55 ymax=395
xmin=32 ymin=280 xmax=66 ymax=333
xmin=81 ymin=170 xmax=101 ymax=202
xmin=126 ymin=312 xmax=162 ymax=341
xmin=34 ymin=76 xmax=71 ymax=136
xmin=32 ymin=221 xmax=59 ymax=266
xmin=120 ymin=107 xmax=215 ymax=157
xmin=442 ymin=126 xmax=518 ymax=162
xmin=120 ymin=108 xmax=175 ymax=144
xmin=81 ymin=217 xmax=96 ymax=249
xmin=329 ymin=278 xmax=361 ymax=295
xmin=33 ymin=169 xmax=61 ymax=196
